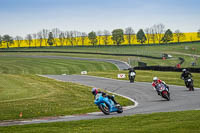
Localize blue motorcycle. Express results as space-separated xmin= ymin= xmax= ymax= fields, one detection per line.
xmin=94 ymin=93 xmax=123 ymax=115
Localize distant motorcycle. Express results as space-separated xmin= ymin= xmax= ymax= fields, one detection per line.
xmin=94 ymin=93 xmax=123 ymax=115
xmin=184 ymin=77 xmax=194 ymax=91
xmin=129 ymin=71 xmax=136 ymax=83
xmin=156 ymin=83 xmax=170 ymax=101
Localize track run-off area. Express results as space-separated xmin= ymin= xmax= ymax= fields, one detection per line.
xmin=0 ymin=55 xmax=200 ymax=126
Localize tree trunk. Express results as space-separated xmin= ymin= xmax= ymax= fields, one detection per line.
xmin=7 ymin=43 xmax=9 ymax=48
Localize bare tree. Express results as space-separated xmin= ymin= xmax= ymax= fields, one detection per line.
xmin=174 ymin=30 xmax=185 ymax=43
xmin=152 ymin=24 xmax=165 ymax=44
xmin=15 ymin=36 xmax=23 ymax=48
xmin=197 ymin=29 xmax=200 ymax=38
xmin=0 ymin=35 xmax=2 ymax=47
xmin=37 ymin=31 xmax=43 ymax=47
xmin=125 ymin=27 xmax=135 ymax=45
xmin=81 ymin=32 xmax=87 ymax=46
xmin=190 ymin=36 xmax=193 ymax=42
xmin=32 ymin=33 xmax=37 ymax=47
xmin=96 ymin=30 xmax=102 ymax=46
xmin=150 ymin=27 xmax=156 ymax=44
xmin=52 ymin=28 xmax=61 ymax=46
xmin=64 ymin=31 xmax=69 ymax=46
xmin=66 ymin=31 xmax=81 ymax=46
xmin=42 ymin=29 xmax=49 ymax=46
xmin=59 ymin=32 xmax=65 ymax=46
xmin=102 ymin=30 xmax=111 ymax=45
xmin=144 ymin=28 xmax=151 ymax=44
xmin=67 ymin=31 xmax=75 ymax=46
xmin=25 ymin=34 xmax=33 ymax=48
xmin=74 ymin=31 xmax=81 ymax=46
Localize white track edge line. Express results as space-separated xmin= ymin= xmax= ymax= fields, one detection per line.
xmin=38 ymin=75 xmax=139 ymax=112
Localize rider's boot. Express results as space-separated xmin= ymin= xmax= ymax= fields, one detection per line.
xmin=157 ymin=90 xmax=160 ymax=95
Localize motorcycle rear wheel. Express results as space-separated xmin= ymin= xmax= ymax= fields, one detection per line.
xmin=117 ymin=105 xmax=123 ymax=113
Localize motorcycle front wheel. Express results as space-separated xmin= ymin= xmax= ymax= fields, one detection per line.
xmin=99 ymin=104 xmax=110 ymax=115
xmin=189 ymin=83 xmax=194 ymax=91
xmin=162 ymin=91 xmax=170 ymax=101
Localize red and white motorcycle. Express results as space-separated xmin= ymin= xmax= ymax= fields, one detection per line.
xmin=156 ymin=83 xmax=170 ymax=101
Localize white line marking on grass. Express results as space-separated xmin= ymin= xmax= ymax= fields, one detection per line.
xmin=107 ymin=90 xmax=138 ymax=111
xmin=59 ymin=115 xmax=75 ymax=119
xmin=87 ymin=112 xmax=102 ymax=115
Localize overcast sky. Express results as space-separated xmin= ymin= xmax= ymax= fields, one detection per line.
xmin=0 ymin=0 xmax=200 ymax=37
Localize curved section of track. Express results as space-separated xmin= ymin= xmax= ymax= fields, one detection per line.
xmin=0 ymin=55 xmax=199 ymax=126
xmin=45 ymin=75 xmax=200 ymax=115
xmin=1 ymin=75 xmax=199 ymax=126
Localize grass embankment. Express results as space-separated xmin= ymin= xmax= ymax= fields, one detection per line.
xmin=1 ymin=110 xmax=200 ymax=133
xmin=0 ymin=57 xmax=133 ymax=120
xmin=0 ymin=74 xmax=132 ymax=121
xmin=2 ymin=42 xmax=200 ymax=56
xmin=89 ymin=70 xmax=200 ymax=88
xmin=1 ymin=42 xmax=200 ymax=67
xmin=0 ymin=56 xmax=118 ymax=74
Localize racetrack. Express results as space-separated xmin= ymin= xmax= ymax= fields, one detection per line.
xmin=1 ymin=75 xmax=200 ymax=126
xmin=45 ymin=75 xmax=200 ymax=115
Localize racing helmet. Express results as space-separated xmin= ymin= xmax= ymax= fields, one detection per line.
xmin=153 ymin=77 xmax=158 ymax=82
xmin=182 ymin=69 xmax=186 ymax=72
xmin=91 ymin=88 xmax=98 ymax=95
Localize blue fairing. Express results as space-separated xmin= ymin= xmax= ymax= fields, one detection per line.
xmin=94 ymin=93 xmax=118 ymax=112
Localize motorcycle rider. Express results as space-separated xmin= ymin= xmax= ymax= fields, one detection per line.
xmin=181 ymin=69 xmax=192 ymax=87
xmin=152 ymin=77 xmax=169 ymax=95
xmin=128 ymin=67 xmax=136 ymax=82
xmin=91 ymin=88 xmax=119 ymax=106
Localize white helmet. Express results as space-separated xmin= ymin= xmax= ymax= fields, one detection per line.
xmin=153 ymin=77 xmax=158 ymax=81
xmin=182 ymin=69 xmax=186 ymax=72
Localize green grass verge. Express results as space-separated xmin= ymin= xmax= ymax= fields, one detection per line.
xmin=0 ymin=56 xmax=118 ymax=74
xmin=1 ymin=42 xmax=200 ymax=67
xmin=88 ymin=70 xmax=200 ymax=88
xmin=1 ymin=110 xmax=200 ymax=133
xmin=0 ymin=74 xmax=132 ymax=121
xmin=1 ymin=52 xmax=186 ymax=67
xmin=1 ymin=42 xmax=200 ymax=56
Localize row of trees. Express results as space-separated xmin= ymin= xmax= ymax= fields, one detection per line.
xmin=0 ymin=24 xmax=200 ymax=48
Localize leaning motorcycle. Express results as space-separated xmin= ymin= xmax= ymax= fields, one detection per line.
xmin=129 ymin=72 xmax=136 ymax=83
xmin=94 ymin=93 xmax=123 ymax=115
xmin=184 ymin=77 xmax=194 ymax=91
xmin=156 ymin=83 xmax=170 ymax=101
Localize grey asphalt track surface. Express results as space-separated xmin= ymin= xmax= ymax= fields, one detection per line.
xmin=0 ymin=55 xmax=199 ymax=126
xmin=1 ymin=75 xmax=200 ymax=126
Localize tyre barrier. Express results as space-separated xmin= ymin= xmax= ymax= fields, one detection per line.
xmin=134 ymin=66 xmax=200 ymax=73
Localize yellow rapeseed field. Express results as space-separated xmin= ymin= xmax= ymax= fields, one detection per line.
xmin=1 ymin=32 xmax=200 ymax=48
